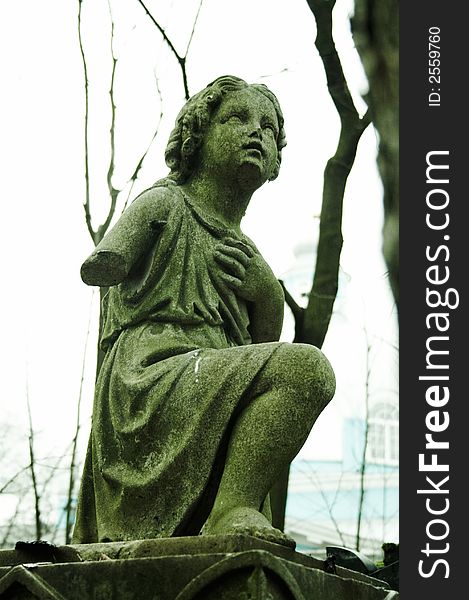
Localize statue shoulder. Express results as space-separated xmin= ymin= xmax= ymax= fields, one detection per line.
xmin=129 ymin=180 xmax=181 ymax=226
xmin=81 ymin=183 xmax=182 ymax=287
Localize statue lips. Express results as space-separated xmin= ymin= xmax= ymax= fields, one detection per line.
xmin=242 ymin=140 xmax=264 ymax=157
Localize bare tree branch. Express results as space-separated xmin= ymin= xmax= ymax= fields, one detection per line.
xmin=258 ymin=67 xmax=290 ymax=80
xmin=78 ymin=0 xmax=203 ymax=247
xmin=285 ymin=0 xmax=371 ymax=347
xmin=293 ymin=462 xmax=347 ymax=546
xmin=314 ymin=473 xmax=346 ymax=546
xmin=136 ymin=0 xmax=190 ymax=99
xmin=352 ymin=0 xmax=399 ymax=306
xmin=0 ymin=466 xmax=29 ymax=496
xmin=78 ymin=0 xmax=121 ymax=246
xmin=65 ymin=293 xmax=94 ymax=543
xmin=26 ymin=375 xmax=42 ymax=541
xmin=356 ymin=338 xmax=372 ymax=551
xmin=77 ymin=0 xmax=94 ymax=243
xmin=38 ymin=445 xmax=73 ymax=498
xmin=96 ymin=0 xmax=120 ymax=243
xmin=122 ymin=72 xmax=164 ymax=213
xmin=184 ymin=0 xmax=204 ymax=56
xmin=279 ymin=279 xmax=305 ymax=343
xmin=279 ymin=280 xmax=302 ymax=321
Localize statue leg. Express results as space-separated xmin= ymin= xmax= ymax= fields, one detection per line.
xmin=201 ymin=343 xmax=335 ymax=546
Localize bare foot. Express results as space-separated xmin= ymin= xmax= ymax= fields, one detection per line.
xmin=201 ymin=506 xmax=296 ymax=549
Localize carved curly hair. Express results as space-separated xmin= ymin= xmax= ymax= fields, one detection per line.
xmin=164 ymin=75 xmax=287 ymax=184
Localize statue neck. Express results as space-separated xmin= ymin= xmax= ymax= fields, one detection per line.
xmin=181 ymin=173 xmax=253 ymax=231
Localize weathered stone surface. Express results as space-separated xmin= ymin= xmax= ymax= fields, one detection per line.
xmin=0 ymin=565 xmax=68 ymax=599
xmin=73 ymin=75 xmax=336 ymax=546
xmin=0 ymin=536 xmax=396 ymax=599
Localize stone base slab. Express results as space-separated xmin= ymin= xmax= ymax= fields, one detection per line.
xmin=0 ymin=535 xmax=398 ymax=599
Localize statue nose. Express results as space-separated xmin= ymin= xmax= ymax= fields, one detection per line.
xmin=249 ymin=125 xmax=262 ymax=139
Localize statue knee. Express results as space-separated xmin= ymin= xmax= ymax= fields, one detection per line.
xmin=274 ymin=343 xmax=336 ymax=410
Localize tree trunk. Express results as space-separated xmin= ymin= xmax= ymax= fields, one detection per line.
xmin=272 ymin=0 xmax=371 ymax=532
xmin=352 ymin=0 xmax=399 ymax=307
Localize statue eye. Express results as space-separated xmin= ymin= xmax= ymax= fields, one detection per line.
xmin=227 ymin=113 xmax=243 ymax=123
xmin=221 ymin=111 xmax=246 ymax=125
xmin=262 ymin=121 xmax=277 ymax=135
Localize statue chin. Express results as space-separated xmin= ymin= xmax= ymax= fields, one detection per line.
xmin=236 ymin=160 xmax=266 ymax=192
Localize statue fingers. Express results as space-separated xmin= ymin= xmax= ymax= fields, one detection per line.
xmin=219 ymin=272 xmax=244 ymax=292
xmin=214 ymin=244 xmax=250 ymax=268
xmin=214 ymin=250 xmax=246 ymax=279
xmin=223 ymin=237 xmax=255 ymax=258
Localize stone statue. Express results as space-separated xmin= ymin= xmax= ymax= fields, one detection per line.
xmin=73 ymin=75 xmax=335 ymax=548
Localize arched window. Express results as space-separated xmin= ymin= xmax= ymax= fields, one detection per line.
xmin=367 ymin=403 xmax=399 ymax=465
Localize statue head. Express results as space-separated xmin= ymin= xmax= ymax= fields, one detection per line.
xmin=164 ymin=76 xmax=287 ymax=185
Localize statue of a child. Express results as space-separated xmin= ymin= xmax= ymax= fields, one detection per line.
xmin=73 ymin=75 xmax=335 ymax=548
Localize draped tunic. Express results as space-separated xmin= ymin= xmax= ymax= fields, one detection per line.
xmin=72 ymin=182 xmax=282 ymax=543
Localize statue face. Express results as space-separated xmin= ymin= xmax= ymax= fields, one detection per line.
xmin=198 ymin=87 xmax=279 ymax=190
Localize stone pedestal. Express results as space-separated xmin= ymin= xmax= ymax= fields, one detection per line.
xmin=0 ymin=535 xmax=398 ymax=599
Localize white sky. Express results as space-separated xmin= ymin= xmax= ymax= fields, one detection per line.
xmin=0 ymin=0 xmax=397 ymax=486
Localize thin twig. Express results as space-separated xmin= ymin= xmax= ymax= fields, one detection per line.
xmin=78 ymin=0 xmax=94 ymax=243
xmin=136 ymin=0 xmax=190 ymax=98
xmin=294 ymin=462 xmax=346 ymax=546
xmin=356 ymin=338 xmax=371 ymax=551
xmin=38 ymin=443 xmax=74 ymax=498
xmin=26 ymin=374 xmax=41 ymax=541
xmin=30 ymin=444 xmax=73 ymax=542
xmin=106 ymin=0 xmax=118 ymax=202
xmin=137 ymin=0 xmax=182 ymax=62
xmin=122 ymin=73 xmax=164 ymax=212
xmin=317 ymin=488 xmax=346 ymax=546
xmin=184 ymin=0 xmax=204 ymax=56
xmin=65 ymin=291 xmax=94 ymax=543
xmin=94 ymin=0 xmax=120 ymax=244
xmin=0 ymin=466 xmax=29 ymax=496
xmin=258 ymin=67 xmax=290 ymax=80
xmin=279 ymin=279 xmax=306 ymax=344
xmin=278 ymin=280 xmax=303 ymax=321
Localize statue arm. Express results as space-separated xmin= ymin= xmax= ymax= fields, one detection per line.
xmin=80 ymin=187 xmax=172 ymax=287
xmin=247 ymin=278 xmax=285 ymax=343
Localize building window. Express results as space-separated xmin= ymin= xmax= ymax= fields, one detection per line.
xmin=367 ymin=403 xmax=399 ymax=465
